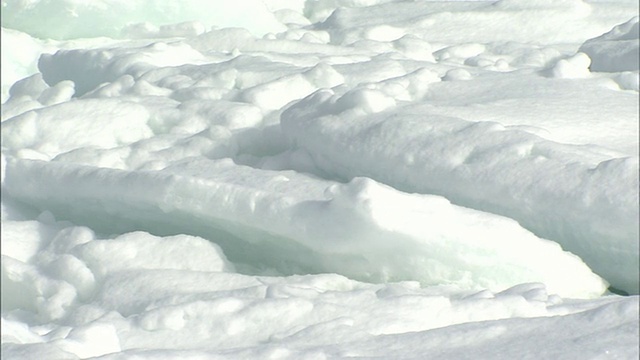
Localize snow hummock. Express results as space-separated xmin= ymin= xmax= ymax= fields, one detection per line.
xmin=579 ymin=16 xmax=640 ymax=72
xmin=1 ymin=0 xmax=639 ymax=358
xmin=2 ymin=157 xmax=607 ymax=298
xmin=281 ymin=89 xmax=639 ymax=294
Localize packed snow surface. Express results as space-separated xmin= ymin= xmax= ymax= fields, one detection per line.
xmin=1 ymin=0 xmax=639 ymax=359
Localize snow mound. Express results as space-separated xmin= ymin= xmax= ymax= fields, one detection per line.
xmin=0 ymin=28 xmax=54 ymax=102
xmin=579 ymin=17 xmax=640 ymax=72
xmin=1 ymin=217 xmax=636 ymax=359
xmin=1 ymin=0 xmax=639 ymax=357
xmin=37 ymin=42 xmax=207 ymax=97
xmin=1 ymin=99 xmax=153 ymax=160
xmin=551 ymin=52 xmax=592 ymax=79
xmin=311 ymin=0 xmax=629 ymax=45
xmin=282 ymin=90 xmax=639 ymax=294
xmin=2 ymin=157 xmax=606 ymax=298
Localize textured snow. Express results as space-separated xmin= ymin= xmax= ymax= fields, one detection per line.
xmin=1 ymin=0 xmax=639 ymax=358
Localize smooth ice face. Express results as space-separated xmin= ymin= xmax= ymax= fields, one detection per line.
xmin=1 ymin=0 xmax=639 ymax=358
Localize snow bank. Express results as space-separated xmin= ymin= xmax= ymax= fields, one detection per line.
xmin=579 ymin=16 xmax=640 ymax=72
xmin=1 ymin=99 xmax=153 ymax=160
xmin=281 ymin=90 xmax=639 ymax=294
xmin=1 ymin=218 xmax=636 ymax=359
xmin=311 ymin=0 xmax=636 ymax=45
xmin=1 ymin=0 xmax=636 ymax=296
xmin=2 ymin=157 xmax=607 ymax=298
xmin=37 ymin=42 xmax=207 ymax=97
xmin=0 ymin=28 xmax=53 ymax=102
xmin=1 ymin=0 xmax=638 ymax=358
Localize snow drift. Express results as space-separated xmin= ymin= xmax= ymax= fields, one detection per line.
xmin=1 ymin=0 xmax=638 ymax=358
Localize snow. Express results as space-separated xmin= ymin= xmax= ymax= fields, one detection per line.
xmin=281 ymin=90 xmax=639 ymax=294
xmin=1 ymin=0 xmax=289 ymax=40
xmin=580 ymin=16 xmax=640 ymax=72
xmin=1 ymin=0 xmax=639 ymax=359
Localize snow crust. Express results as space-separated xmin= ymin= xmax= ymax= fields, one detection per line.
xmin=1 ymin=0 xmax=639 ymax=358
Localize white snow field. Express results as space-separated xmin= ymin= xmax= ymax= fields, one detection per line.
xmin=1 ymin=0 xmax=639 ymax=358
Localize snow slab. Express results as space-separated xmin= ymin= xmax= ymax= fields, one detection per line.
xmin=1 ymin=0 xmax=639 ymax=358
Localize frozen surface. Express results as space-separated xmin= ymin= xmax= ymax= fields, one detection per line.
xmin=2 ymin=0 xmax=639 ymax=358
